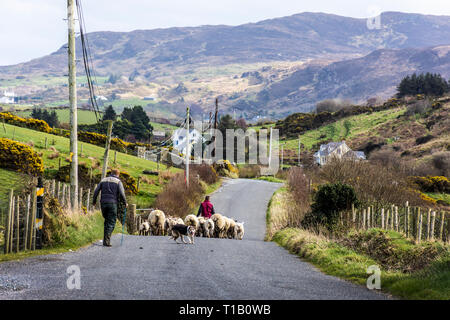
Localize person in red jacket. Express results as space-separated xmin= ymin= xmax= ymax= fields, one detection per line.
xmin=197 ymin=196 xmax=215 ymax=219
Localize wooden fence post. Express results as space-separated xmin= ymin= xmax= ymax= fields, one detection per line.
xmin=367 ymin=207 xmax=371 ymax=229
xmin=79 ymin=187 xmax=83 ymax=210
xmin=86 ymin=189 xmax=90 ymax=212
xmin=15 ymin=196 xmax=20 ymax=253
xmin=29 ymin=187 xmax=37 ymax=251
xmin=381 ymin=208 xmax=385 ymax=230
xmin=430 ymin=211 xmax=436 ymax=241
xmin=114 ymin=150 xmax=117 ymax=164
xmin=44 ymin=137 xmax=48 ymax=149
xmin=58 ymin=157 xmax=62 ymax=170
xmin=386 ymin=210 xmax=390 ymax=230
xmin=439 ymin=211 xmax=446 ymax=242
xmin=61 ymin=184 xmax=66 ymax=206
xmin=395 ymin=206 xmax=399 ymax=232
xmin=352 ymin=203 xmax=356 ymax=225
xmin=362 ymin=209 xmax=366 ymax=230
xmin=406 ymin=204 xmax=410 ymax=237
xmin=51 ymin=180 xmax=56 ymax=197
xmin=24 ymin=194 xmax=31 ymax=250
xmin=417 ymin=208 xmax=423 ymax=244
xmin=127 ymin=204 xmax=137 ymax=234
xmin=4 ymin=189 xmax=13 ymax=254
xmin=137 ymin=177 xmax=141 ymax=192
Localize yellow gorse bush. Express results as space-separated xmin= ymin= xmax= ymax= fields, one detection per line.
xmin=0 ymin=112 xmax=52 ymax=133
xmin=0 ymin=138 xmax=44 ymax=175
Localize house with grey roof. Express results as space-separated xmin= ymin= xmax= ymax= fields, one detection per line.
xmin=313 ymin=141 xmax=366 ymax=166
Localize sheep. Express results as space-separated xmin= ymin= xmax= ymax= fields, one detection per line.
xmin=235 ymin=222 xmax=245 ymax=240
xmin=148 ymin=209 xmax=166 ymax=236
xmin=184 ymin=214 xmax=199 ymax=231
xmin=175 ymin=217 xmax=184 ymax=225
xmin=205 ymin=219 xmax=215 ymax=238
xmin=164 ymin=217 xmax=177 ymax=236
xmin=227 ymin=218 xmax=237 ymax=239
xmin=211 ymin=213 xmax=226 ymax=238
xmin=139 ymin=220 xmax=150 ymax=236
xmin=197 ymin=217 xmax=206 ymax=237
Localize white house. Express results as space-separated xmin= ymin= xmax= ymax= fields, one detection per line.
xmin=0 ymin=90 xmax=15 ymax=104
xmin=172 ymin=128 xmax=203 ymax=156
xmin=314 ymin=141 xmax=366 ymax=166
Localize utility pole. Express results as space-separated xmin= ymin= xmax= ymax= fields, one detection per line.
xmin=186 ymin=107 xmax=190 ymax=187
xmin=101 ymin=120 xmax=114 ymax=180
xmin=212 ymin=98 xmax=219 ymax=159
xmin=268 ymin=127 xmax=273 ymax=167
xmin=68 ymin=0 xmax=78 ymax=211
xmin=298 ymin=136 xmax=301 ymax=166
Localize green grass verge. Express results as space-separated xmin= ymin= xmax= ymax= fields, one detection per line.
xmin=0 ymin=211 xmax=123 ymax=262
xmin=273 ymin=228 xmax=450 ymax=300
xmin=267 ymin=189 xmax=450 ymax=300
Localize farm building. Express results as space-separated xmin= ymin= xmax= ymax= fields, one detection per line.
xmin=0 ymin=90 xmax=15 ymax=104
xmin=314 ymin=141 xmax=365 ymax=166
xmin=172 ymin=128 xmax=203 ymax=156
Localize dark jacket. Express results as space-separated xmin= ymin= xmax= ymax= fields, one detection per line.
xmin=197 ymin=200 xmax=215 ymax=218
xmin=93 ymin=175 xmax=127 ymax=205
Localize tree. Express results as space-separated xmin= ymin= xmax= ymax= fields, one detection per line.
xmin=102 ymin=105 xmax=117 ymax=121
xmin=397 ymin=73 xmax=449 ymax=98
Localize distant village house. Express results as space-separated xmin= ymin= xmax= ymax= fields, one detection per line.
xmin=313 ymin=141 xmax=365 ymax=166
xmin=172 ymin=128 xmax=203 ymax=156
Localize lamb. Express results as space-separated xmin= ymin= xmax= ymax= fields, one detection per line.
xmin=205 ymin=219 xmax=215 ymax=238
xmin=139 ymin=220 xmax=150 ymax=236
xmin=148 ymin=209 xmax=166 ymax=236
xmin=235 ymin=222 xmax=245 ymax=240
xmin=164 ymin=217 xmax=177 ymax=236
xmin=184 ymin=214 xmax=199 ymax=231
xmin=211 ymin=213 xmax=226 ymax=238
xmin=226 ymin=218 xmax=237 ymax=239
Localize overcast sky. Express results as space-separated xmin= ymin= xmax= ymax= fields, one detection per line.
xmin=1 ymin=0 xmax=450 ymax=66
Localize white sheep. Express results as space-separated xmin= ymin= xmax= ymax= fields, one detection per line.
xmin=211 ymin=213 xmax=226 ymax=238
xmin=139 ymin=220 xmax=150 ymax=236
xmin=205 ymin=219 xmax=214 ymax=238
xmin=235 ymin=222 xmax=245 ymax=240
xmin=148 ymin=209 xmax=166 ymax=236
xmin=184 ymin=214 xmax=199 ymax=231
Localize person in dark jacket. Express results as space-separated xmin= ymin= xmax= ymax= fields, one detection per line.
xmin=197 ymin=196 xmax=215 ymax=219
xmin=93 ymin=169 xmax=127 ymax=247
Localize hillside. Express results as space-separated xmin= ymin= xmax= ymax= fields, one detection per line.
xmin=0 ymin=122 xmax=179 ymax=208
xmin=2 ymin=12 xmax=450 ymax=119
xmin=278 ymin=98 xmax=450 ymax=174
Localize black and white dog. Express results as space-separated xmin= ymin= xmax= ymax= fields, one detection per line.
xmin=170 ymin=224 xmax=196 ymax=244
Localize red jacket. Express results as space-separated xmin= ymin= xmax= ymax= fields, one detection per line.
xmin=197 ymin=200 xmax=215 ymax=219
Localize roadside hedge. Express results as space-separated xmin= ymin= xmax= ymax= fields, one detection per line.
xmin=0 ymin=138 xmax=44 ymax=175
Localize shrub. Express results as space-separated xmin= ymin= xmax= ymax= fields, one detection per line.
xmin=310 ymin=183 xmax=358 ymax=227
xmin=190 ymin=164 xmax=218 ymax=184
xmin=432 ymin=152 xmax=450 ymax=177
xmin=238 ymin=165 xmax=261 ymax=178
xmin=213 ymin=160 xmax=239 ymax=178
xmin=411 ymin=176 xmax=450 ymax=193
xmin=0 ymin=138 xmax=44 ymax=175
xmin=415 ymin=135 xmax=435 ymax=145
xmin=319 ymin=158 xmax=422 ymax=207
xmin=0 ymin=112 xmax=52 ymax=133
xmin=155 ymin=172 xmax=205 ymax=217
xmin=287 ymin=167 xmax=309 ymax=206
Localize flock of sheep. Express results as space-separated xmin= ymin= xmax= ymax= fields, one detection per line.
xmin=138 ymin=210 xmax=245 ymax=240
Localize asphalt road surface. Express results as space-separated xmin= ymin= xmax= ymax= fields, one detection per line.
xmin=0 ymin=179 xmax=389 ymax=300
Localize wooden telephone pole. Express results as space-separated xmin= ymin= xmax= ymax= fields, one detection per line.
xmin=101 ymin=120 xmax=114 ymax=180
xmin=186 ymin=107 xmax=190 ymax=187
xmin=212 ymin=98 xmax=219 ymax=158
xmin=68 ymin=0 xmax=78 ymax=211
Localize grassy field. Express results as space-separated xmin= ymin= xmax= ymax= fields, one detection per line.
xmin=150 ymin=121 xmax=177 ymax=132
xmin=0 ymin=122 xmax=180 ymax=208
xmin=15 ymin=109 xmax=100 ymax=125
xmin=281 ymin=107 xmax=407 ymax=151
xmin=425 ymin=193 xmax=450 ymax=206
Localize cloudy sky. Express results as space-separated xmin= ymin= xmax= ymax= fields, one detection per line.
xmin=1 ymin=0 xmax=450 ymax=66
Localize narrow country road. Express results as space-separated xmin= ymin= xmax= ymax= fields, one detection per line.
xmin=0 ymin=179 xmax=388 ymax=300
